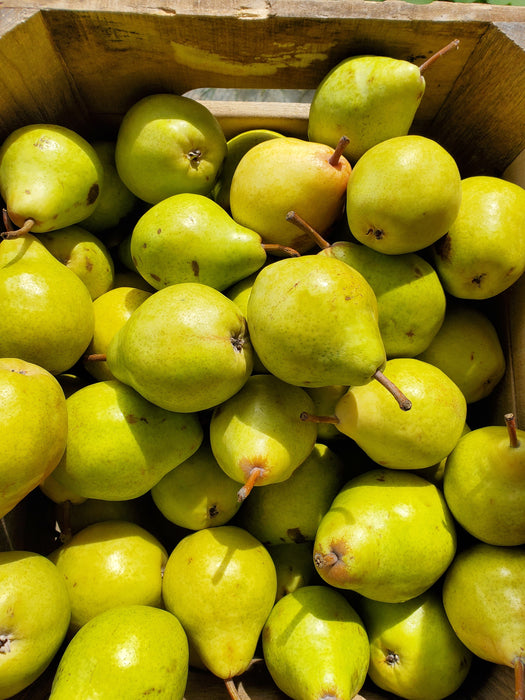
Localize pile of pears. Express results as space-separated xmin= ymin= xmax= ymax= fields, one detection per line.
xmin=1 ymin=39 xmax=525 ymax=700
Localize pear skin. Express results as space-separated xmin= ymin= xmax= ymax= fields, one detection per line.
xmin=267 ymin=542 xmax=317 ymax=601
xmin=313 ymin=468 xmax=457 ymax=603
xmin=262 ymin=585 xmax=370 ymax=700
xmin=162 ymin=525 xmax=277 ymax=681
xmin=0 ymin=123 xmax=103 ymax=232
xmin=0 ymin=234 xmax=95 ymax=375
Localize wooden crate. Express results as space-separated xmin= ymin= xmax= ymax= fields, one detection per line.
xmin=1 ymin=2 xmax=525 ymax=699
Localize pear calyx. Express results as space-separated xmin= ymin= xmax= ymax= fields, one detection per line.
xmin=505 ymin=412 xmax=520 ymax=448
xmin=328 ymin=135 xmax=350 ymax=167
xmin=0 ymin=634 xmax=13 ymax=654
xmin=418 ymin=39 xmax=460 ymax=75
xmin=313 ymin=551 xmax=339 ymax=568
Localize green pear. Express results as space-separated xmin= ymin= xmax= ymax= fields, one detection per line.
xmin=49 ymin=520 xmax=167 ymax=632
xmin=0 ymin=358 xmax=68 ymax=519
xmin=81 ymin=140 xmax=138 ymax=233
xmin=308 ymin=54 xmax=425 ymax=164
xmin=209 ymin=373 xmax=318 ymax=500
xmin=432 ymin=175 xmax=525 ymax=299
xmin=267 ymin=542 xmax=317 ymax=601
xmin=346 ymin=135 xmax=462 ymax=255
xmin=247 ymin=254 xmax=390 ymax=391
xmin=313 ymin=468 xmax=457 ymax=603
xmin=319 ymin=240 xmax=447 ymax=358
xmin=51 ymin=379 xmax=203 ymax=501
xmin=331 ymin=358 xmax=467 ymax=470
xmin=49 ymin=604 xmax=188 ymax=700
xmin=38 ymin=224 xmax=114 ymax=300
xmin=40 ymin=471 xmax=86 ymax=505
xmin=0 ymin=551 xmax=71 ymax=699
xmin=236 ymin=442 xmax=345 ymax=544
xmin=151 ymin=442 xmax=242 ymax=530
xmin=359 ymin=587 xmax=472 ymax=700
xmin=115 ymin=93 xmax=227 ymax=203
xmin=83 ymin=286 xmax=152 ymax=381
xmin=162 ymin=525 xmax=277 ymax=684
xmin=262 ymin=585 xmax=370 ymax=700
xmin=130 ymin=192 xmax=269 ymax=292
xmin=212 ymin=128 xmax=283 ymax=211
xmin=229 ymin=136 xmax=351 ymax=253
xmin=443 ymin=413 xmax=525 ymax=546
xmin=0 ymin=123 xmax=103 ymax=233
xmin=112 ymin=268 xmax=156 ymax=292
xmin=416 ymin=300 xmax=506 ymax=403
xmin=417 ymin=421 xmax=470 ymax=487
xmin=106 ymin=282 xmax=253 ymax=413
xmin=0 ymin=234 xmax=95 ymax=374
xmin=68 ymin=496 xmax=147 ymax=534
xmin=442 ymin=542 xmax=525 ymax=679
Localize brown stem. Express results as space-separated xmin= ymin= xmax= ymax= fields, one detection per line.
xmin=505 ymin=413 xmax=520 ymax=448
xmin=374 ymin=369 xmax=412 ymax=411
xmin=515 ymin=657 xmax=525 ymax=700
xmin=262 ymin=243 xmax=300 ymax=258
xmin=419 ymin=39 xmax=460 ymax=75
xmin=286 ymin=210 xmax=330 ymax=249
xmin=328 ymin=135 xmax=350 ymax=167
xmin=57 ymin=500 xmax=73 ymax=545
xmin=0 ymin=216 xmax=35 ymax=240
xmin=300 ymin=411 xmax=340 ymax=425
xmin=225 ymin=678 xmax=241 ymax=700
xmin=84 ymin=353 xmax=107 ymax=362
xmin=2 ymin=209 xmax=13 ymax=231
xmin=237 ymin=467 xmax=264 ymax=502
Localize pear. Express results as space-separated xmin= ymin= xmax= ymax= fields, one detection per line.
xmin=40 ymin=471 xmax=86 ymax=506
xmin=130 ymin=192 xmax=291 ymax=292
xmin=209 ymin=373 xmax=318 ymax=501
xmin=359 ymin=587 xmax=473 ymax=700
xmin=212 ymin=128 xmax=283 ymax=211
xmin=236 ymin=442 xmax=345 ymax=544
xmin=308 ymin=41 xmax=459 ymax=164
xmin=267 ymin=542 xmax=317 ymax=601
xmin=346 ymin=135 xmax=462 ymax=255
xmin=229 ymin=136 xmax=351 ymax=253
xmin=247 ymin=255 xmax=410 ymax=410
xmin=115 ymin=93 xmax=227 ymax=203
xmin=151 ymin=442 xmax=242 ymax=530
xmin=0 ymin=358 xmax=68 ymax=519
xmin=0 ymin=234 xmax=95 ymax=374
xmin=68 ymin=496 xmax=147 ymax=535
xmin=305 ymin=385 xmax=348 ymax=440
xmin=162 ymin=525 xmax=277 ymax=692
xmin=0 ymin=123 xmax=103 ymax=233
xmin=49 ymin=605 xmax=188 ymax=700
xmin=81 ymin=140 xmax=138 ymax=234
xmin=262 ymin=585 xmax=370 ymax=700
xmin=442 ymin=542 xmax=525 ymax=695
xmin=443 ymin=413 xmax=525 ymax=546
xmin=38 ymin=224 xmax=114 ymax=300
xmin=49 ymin=519 xmax=168 ymax=632
xmin=106 ymin=282 xmax=253 ymax=413
xmin=432 ymin=175 xmax=525 ymax=299
xmin=0 ymin=551 xmax=71 ymax=699
xmin=318 ymin=238 xmax=447 ymax=358
xmin=225 ymin=271 xmax=268 ymax=374
xmin=83 ymin=285 xmax=152 ymax=381
xmin=51 ymin=379 xmax=203 ymax=501
xmin=313 ymin=468 xmax=457 ymax=603
xmin=112 ymin=267 xmax=156 ymax=293
xmin=416 ymin=300 xmax=506 ymax=403
xmin=323 ymin=357 xmax=467 ymax=470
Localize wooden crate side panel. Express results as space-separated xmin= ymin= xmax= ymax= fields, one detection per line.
xmin=430 ymin=22 xmax=525 ymax=178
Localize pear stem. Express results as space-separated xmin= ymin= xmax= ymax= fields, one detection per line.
xmin=374 ymin=369 xmax=412 ymax=411
xmin=0 ymin=214 xmax=35 ymax=240
xmin=84 ymin=353 xmax=107 ymax=362
xmin=418 ymin=39 xmax=460 ymax=75
xmin=505 ymin=413 xmax=520 ymax=448
xmin=286 ymin=210 xmax=330 ymax=249
xmin=237 ymin=467 xmax=264 ymax=502
xmin=262 ymin=242 xmax=300 ymax=258
xmin=300 ymin=411 xmax=340 ymax=425
xmin=328 ymin=135 xmax=350 ymax=167
xmin=57 ymin=500 xmax=73 ymax=545
xmin=224 ymin=678 xmax=242 ymax=700
xmin=515 ymin=657 xmax=525 ymax=700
